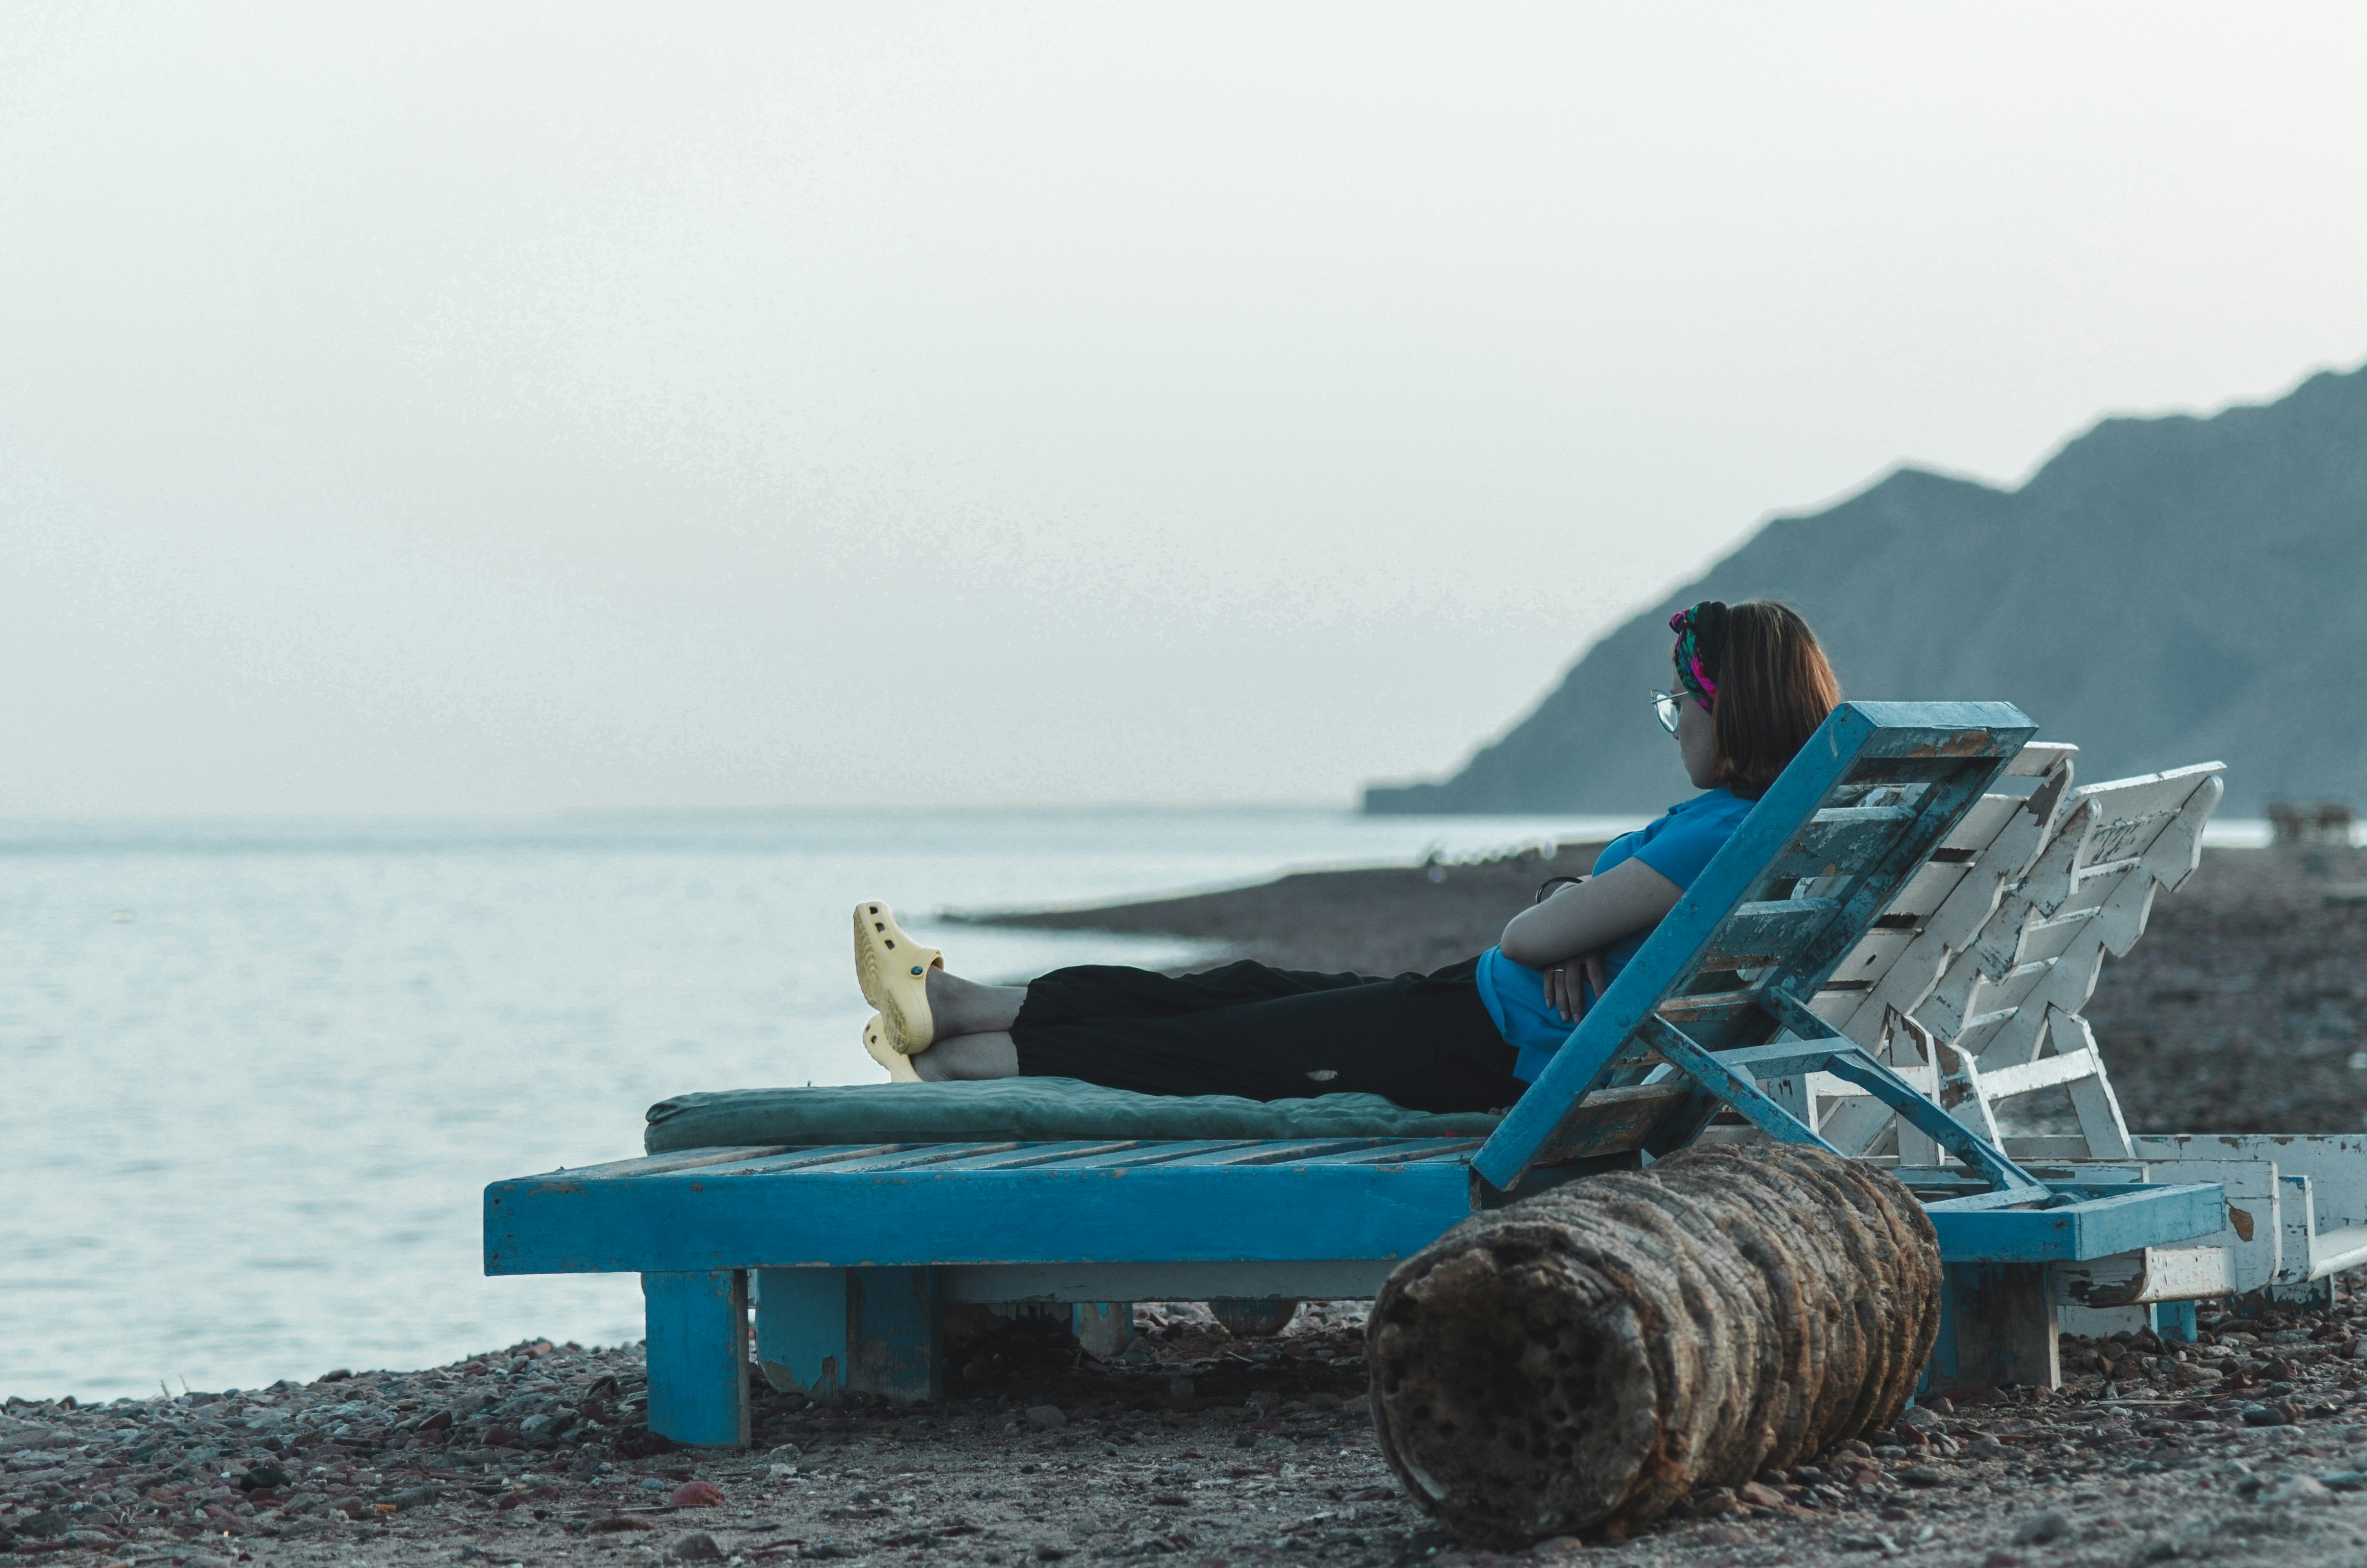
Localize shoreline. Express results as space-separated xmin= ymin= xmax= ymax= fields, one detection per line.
xmin=956 ymin=843 xmax=1603 ymax=980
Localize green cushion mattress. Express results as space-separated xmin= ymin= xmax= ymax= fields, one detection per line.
xmin=644 ymin=1077 xmax=1504 ymax=1153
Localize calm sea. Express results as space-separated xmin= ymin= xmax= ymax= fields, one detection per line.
xmin=0 ymin=808 xmax=1651 ymax=1402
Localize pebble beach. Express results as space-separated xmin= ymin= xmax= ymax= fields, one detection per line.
xmin=15 ymin=1294 xmax=2367 ymax=1568
xmin=14 ymin=843 xmax=2367 ymax=1567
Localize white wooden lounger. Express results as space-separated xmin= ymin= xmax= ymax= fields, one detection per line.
xmin=1778 ymin=747 xmax=2367 ymax=1331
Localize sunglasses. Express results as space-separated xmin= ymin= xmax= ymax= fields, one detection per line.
xmin=1652 ymin=689 xmax=1709 ymax=735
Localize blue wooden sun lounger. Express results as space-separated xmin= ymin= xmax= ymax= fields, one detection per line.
xmin=485 ymin=702 xmax=2227 ymax=1445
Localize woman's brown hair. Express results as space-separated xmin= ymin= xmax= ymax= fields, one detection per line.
xmin=1678 ymin=600 xmax=1841 ymax=799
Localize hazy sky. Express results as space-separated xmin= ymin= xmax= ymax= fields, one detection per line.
xmin=5 ymin=4 xmax=2365 ymax=814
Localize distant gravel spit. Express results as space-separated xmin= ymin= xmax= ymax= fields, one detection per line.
xmin=973 ymin=844 xmax=2367 ymax=1137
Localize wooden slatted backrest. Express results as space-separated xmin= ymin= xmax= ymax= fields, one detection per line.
xmin=1472 ymin=701 xmax=2035 ymax=1188
xmin=1811 ymin=742 xmax=2078 ymax=1048
xmin=1805 ymin=756 xmax=2225 ymax=1163
xmin=1917 ymin=761 xmax=2225 ymax=1066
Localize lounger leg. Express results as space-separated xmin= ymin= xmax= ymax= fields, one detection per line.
xmin=754 ymin=1268 xmax=849 ymax=1401
xmin=2265 ymin=1275 xmax=2337 ymax=1310
xmin=847 ymin=1267 xmax=943 ymax=1403
xmin=1071 ymin=1302 xmax=1134 ymax=1359
xmin=2059 ymin=1300 xmax=2201 ymax=1344
xmin=2060 ymin=1302 xmax=2149 ymax=1340
xmin=1936 ymin=1263 xmax=2060 ymax=1391
xmin=642 ymin=1270 xmax=750 ymax=1448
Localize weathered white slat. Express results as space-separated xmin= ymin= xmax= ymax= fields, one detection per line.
xmin=2304 ymin=1226 xmax=2367 ymax=1281
xmin=1821 ymin=927 xmax=1918 ymax=995
xmin=2074 ymin=764 xmax=2228 ymax=869
xmin=2275 ymin=1175 xmax=2316 ymax=1286
xmin=1805 ymin=988 xmax=1858 ymax=1028
xmin=1938 ymin=791 xmax=2024 ymax=855
xmin=1943 ymin=1037 xmax=2006 ymax=1146
xmin=1876 ymin=859 xmax=1973 ymax=925
xmin=2053 ymin=859 xmax=2143 ymax=920
xmin=2003 ymin=741 xmax=2079 ymax=779
xmin=2050 ymin=1247 xmax=2235 ymax=1306
xmin=2009 ymin=908 xmax=2099 ymax=968
xmin=2053 ymin=1016 xmax=2136 ymax=1160
xmin=2094 ymin=869 xmax=2166 ymax=958
xmin=2141 ymin=770 xmax=2224 ymax=891
xmin=1813 ymin=1030 xmax=1912 ymax=1155
xmin=2006 ymin=806 xmax=2096 ymax=924
xmin=1972 ymin=1044 xmax=2104 ymax=1099
xmin=2001 ymin=1135 xmax=2097 ymax=1161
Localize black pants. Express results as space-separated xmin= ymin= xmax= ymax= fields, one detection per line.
xmin=1009 ymin=956 xmax=1523 ymax=1114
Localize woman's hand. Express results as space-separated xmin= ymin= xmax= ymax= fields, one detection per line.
xmin=1541 ymin=949 xmax=1608 ymax=1023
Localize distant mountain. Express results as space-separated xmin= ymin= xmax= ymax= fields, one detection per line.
xmin=1366 ymin=363 xmax=2367 ymax=818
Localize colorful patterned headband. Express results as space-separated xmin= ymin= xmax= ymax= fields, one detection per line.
xmin=1669 ymin=601 xmax=1729 ymax=709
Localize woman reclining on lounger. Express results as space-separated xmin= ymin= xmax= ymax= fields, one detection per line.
xmin=853 ymin=599 xmax=1839 ymax=1113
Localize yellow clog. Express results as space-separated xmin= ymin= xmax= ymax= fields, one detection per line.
xmin=863 ymin=1012 xmax=920 ymax=1082
xmin=853 ymin=899 xmax=942 ymax=1054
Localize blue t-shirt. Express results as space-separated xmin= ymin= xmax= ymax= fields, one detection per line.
xmin=1475 ymin=788 xmax=1757 ymax=1082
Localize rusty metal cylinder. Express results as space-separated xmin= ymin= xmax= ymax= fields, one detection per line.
xmin=1367 ymin=1143 xmax=1942 ymax=1546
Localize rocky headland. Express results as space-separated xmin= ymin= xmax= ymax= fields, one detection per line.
xmin=1366 ymin=362 xmax=2367 ymax=819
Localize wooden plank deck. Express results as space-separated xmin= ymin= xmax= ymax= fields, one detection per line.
xmin=487 ymin=1138 xmax=1486 ymax=1276
xmin=488 ymin=1138 xmax=2223 ymax=1273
